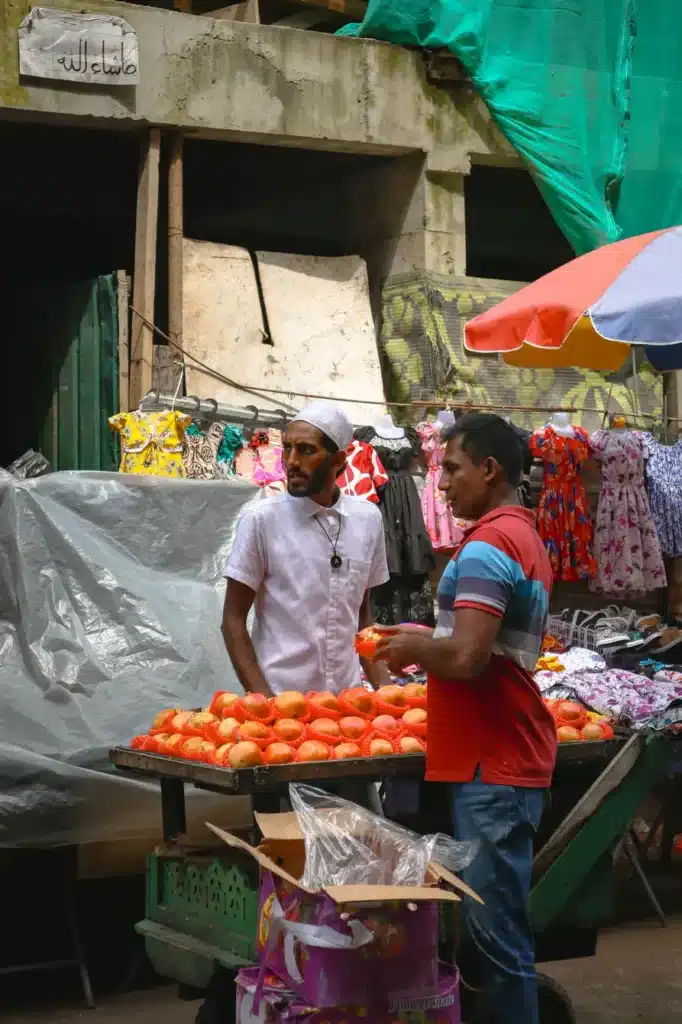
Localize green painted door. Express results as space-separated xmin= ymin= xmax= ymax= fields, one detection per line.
xmin=40 ymin=274 xmax=120 ymax=471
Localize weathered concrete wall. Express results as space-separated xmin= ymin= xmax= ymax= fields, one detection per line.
xmin=0 ymin=0 xmax=515 ymax=172
xmin=182 ymin=242 xmax=386 ymax=422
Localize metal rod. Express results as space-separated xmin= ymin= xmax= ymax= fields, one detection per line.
xmin=140 ymin=391 xmax=292 ymax=428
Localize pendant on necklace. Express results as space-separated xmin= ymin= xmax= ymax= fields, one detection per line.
xmin=330 ymin=554 xmax=342 ymax=569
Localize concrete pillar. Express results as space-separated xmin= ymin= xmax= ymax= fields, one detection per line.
xmin=385 ymin=168 xmax=467 ymax=280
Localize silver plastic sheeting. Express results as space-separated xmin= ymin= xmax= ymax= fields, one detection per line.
xmin=0 ymin=470 xmax=257 ymax=847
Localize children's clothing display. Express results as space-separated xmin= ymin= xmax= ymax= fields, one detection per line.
xmin=589 ymin=429 xmax=666 ymax=596
xmin=183 ymin=421 xmax=228 ymax=480
xmin=236 ymin=429 xmax=286 ymax=495
xmin=416 ymin=421 xmax=467 ymax=551
xmin=355 ymin=426 xmax=435 ymax=626
xmin=530 ymin=424 xmax=596 ymax=582
xmin=216 ymin=425 xmax=245 ymax=478
xmin=108 ymin=409 xmax=191 ymax=478
xmin=337 ymin=439 xmax=388 ymax=503
xmin=642 ymin=433 xmax=682 ymax=557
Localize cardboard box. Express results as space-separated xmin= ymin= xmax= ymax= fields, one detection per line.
xmin=235 ymin=965 xmax=461 ymax=1024
xmin=207 ymin=811 xmax=480 ymax=1009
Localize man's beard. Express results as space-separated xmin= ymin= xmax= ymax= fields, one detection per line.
xmin=287 ymin=457 xmax=334 ymax=497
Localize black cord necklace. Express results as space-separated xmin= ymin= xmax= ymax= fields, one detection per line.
xmin=315 ymin=515 xmax=343 ymax=569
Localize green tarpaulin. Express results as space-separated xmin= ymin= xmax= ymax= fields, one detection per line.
xmin=339 ymin=1 xmax=682 ymax=254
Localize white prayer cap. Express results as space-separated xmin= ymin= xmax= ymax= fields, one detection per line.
xmin=290 ymin=401 xmax=353 ymax=451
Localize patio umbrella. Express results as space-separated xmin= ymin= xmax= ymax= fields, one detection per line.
xmin=464 ymin=226 xmax=682 ymax=372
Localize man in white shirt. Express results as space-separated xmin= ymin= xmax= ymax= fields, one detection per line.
xmin=223 ymin=401 xmax=389 ymax=696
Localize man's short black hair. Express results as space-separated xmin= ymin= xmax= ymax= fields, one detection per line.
xmin=442 ymin=412 xmax=522 ymax=486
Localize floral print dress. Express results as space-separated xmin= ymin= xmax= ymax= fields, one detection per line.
xmin=530 ymin=425 xmax=596 ymax=582
xmin=589 ymin=430 xmax=666 ymax=596
xmin=416 ymin=421 xmax=468 ymax=550
xmin=108 ymin=410 xmax=191 ymax=477
xmin=642 ymin=433 xmax=682 ymax=557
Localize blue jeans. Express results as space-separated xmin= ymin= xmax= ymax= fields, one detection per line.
xmin=452 ymin=773 xmax=545 ymax=1024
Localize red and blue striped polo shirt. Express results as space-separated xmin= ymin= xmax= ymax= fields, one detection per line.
xmin=427 ymin=506 xmax=557 ymax=788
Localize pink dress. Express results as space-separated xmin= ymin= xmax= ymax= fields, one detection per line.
xmin=236 ymin=429 xmax=286 ymax=496
xmin=589 ymin=429 xmax=666 ymax=596
xmin=416 ymin=421 xmax=467 ymax=551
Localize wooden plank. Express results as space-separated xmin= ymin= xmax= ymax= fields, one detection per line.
xmin=168 ymin=132 xmax=184 ymax=361
xmin=110 ymin=747 xmax=425 ymax=793
xmin=210 ymin=0 xmax=260 ymax=22
xmin=130 ymin=128 xmax=161 ymax=410
xmin=152 ymin=344 xmax=182 ymax=394
xmin=116 ymin=271 xmax=130 ymax=412
xmin=275 ymin=0 xmax=367 ymax=20
xmin=533 ymin=733 xmax=645 ymax=877
xmin=111 ymin=739 xmax=623 ymax=797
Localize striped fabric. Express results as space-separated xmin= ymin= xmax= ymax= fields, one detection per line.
xmin=435 ymin=511 xmax=551 ymax=672
xmin=428 ymin=506 xmax=557 ymax=787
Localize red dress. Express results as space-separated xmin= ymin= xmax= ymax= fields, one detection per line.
xmin=337 ymin=439 xmax=388 ymax=503
xmin=530 ymin=425 xmax=596 ymax=582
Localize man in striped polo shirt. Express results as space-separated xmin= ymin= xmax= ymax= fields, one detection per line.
xmin=376 ymin=413 xmax=557 ymax=1024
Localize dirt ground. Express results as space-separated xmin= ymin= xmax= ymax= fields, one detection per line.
xmin=5 ymin=917 xmax=682 ymax=1024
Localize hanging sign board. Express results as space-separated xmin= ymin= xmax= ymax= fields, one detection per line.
xmin=18 ymin=7 xmax=139 ymax=85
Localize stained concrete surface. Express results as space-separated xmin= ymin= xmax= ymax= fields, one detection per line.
xmin=4 ymin=917 xmax=682 ymax=1024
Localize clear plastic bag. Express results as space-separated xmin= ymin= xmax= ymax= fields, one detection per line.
xmin=289 ymin=783 xmax=478 ymax=890
xmin=6 ymin=449 xmax=52 ymax=478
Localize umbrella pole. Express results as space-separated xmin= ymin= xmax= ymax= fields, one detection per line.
xmin=631 ymin=349 xmax=641 ymax=419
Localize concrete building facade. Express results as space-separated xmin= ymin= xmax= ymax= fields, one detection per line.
xmin=0 ymin=0 xmax=517 ymax=284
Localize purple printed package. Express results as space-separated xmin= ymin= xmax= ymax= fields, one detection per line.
xmin=257 ymin=869 xmax=440 ymax=1008
xmin=235 ymin=966 xmax=461 ymax=1024
xmin=206 ymin=811 xmax=477 ymax=1012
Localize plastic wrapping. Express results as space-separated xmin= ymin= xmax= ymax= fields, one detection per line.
xmin=0 ymin=469 xmax=259 ymax=847
xmin=6 ymin=449 xmax=52 ymax=478
xmin=339 ymin=1 xmax=682 ymax=257
xmin=289 ymin=784 xmax=477 ymax=889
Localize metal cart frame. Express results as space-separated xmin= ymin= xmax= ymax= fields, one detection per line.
xmin=111 ymin=733 xmax=671 ymax=1024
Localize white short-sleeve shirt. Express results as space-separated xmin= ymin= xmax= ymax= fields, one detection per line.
xmin=226 ymin=492 xmax=389 ymax=694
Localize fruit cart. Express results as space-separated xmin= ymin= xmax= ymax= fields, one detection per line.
xmin=111 ymin=730 xmax=671 ymax=1024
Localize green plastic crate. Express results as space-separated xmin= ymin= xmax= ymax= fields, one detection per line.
xmin=136 ymin=850 xmax=260 ymax=988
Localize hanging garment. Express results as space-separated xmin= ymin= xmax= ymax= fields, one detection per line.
xmin=108 ymin=410 xmax=191 ymax=478
xmin=183 ymin=421 xmax=227 ymax=480
xmin=355 ymin=426 xmax=435 ymax=577
xmin=530 ymin=424 xmax=596 ymax=581
xmin=236 ymin=429 xmax=286 ymax=495
xmin=416 ymin=421 xmax=467 ymax=551
xmin=216 ymin=425 xmax=245 ymax=478
xmin=641 ymin=433 xmax=682 ymax=557
xmin=589 ymin=430 xmax=666 ymax=596
xmin=370 ymin=574 xmax=435 ymax=629
xmin=337 ymin=439 xmax=389 ymax=503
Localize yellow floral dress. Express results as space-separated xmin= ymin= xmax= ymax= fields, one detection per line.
xmin=108 ymin=410 xmax=192 ymax=477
